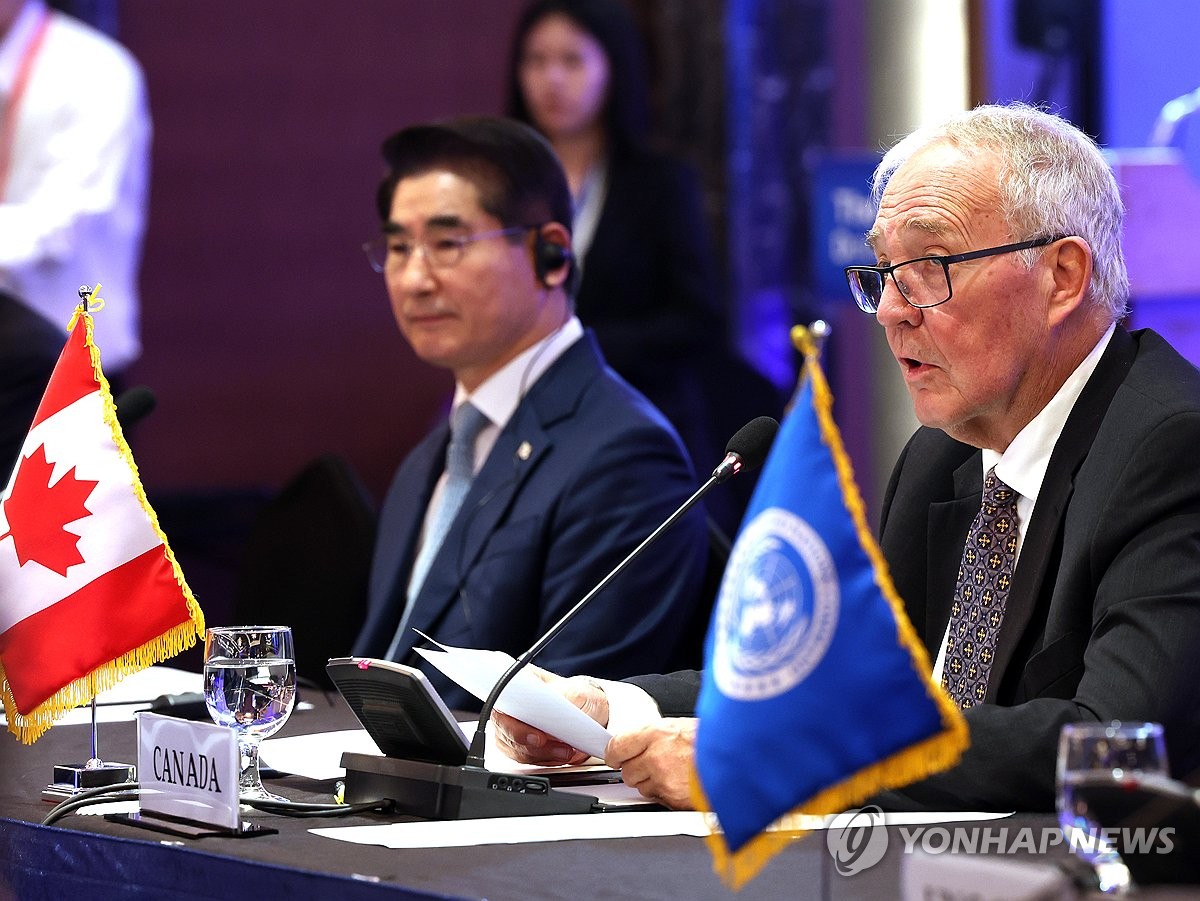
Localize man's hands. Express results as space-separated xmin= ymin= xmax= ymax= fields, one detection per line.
xmin=490 ymin=669 xmax=609 ymax=766
xmin=489 ymin=668 xmax=699 ymax=809
xmin=606 ymin=719 xmax=698 ymax=809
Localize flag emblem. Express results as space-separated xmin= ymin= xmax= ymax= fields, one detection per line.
xmin=712 ymin=508 xmax=839 ymax=700
xmin=1 ymin=444 xmax=99 ymax=575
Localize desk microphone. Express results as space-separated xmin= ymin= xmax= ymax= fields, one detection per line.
xmin=463 ymin=415 xmax=779 ymax=768
xmin=114 ymin=385 xmax=157 ymax=429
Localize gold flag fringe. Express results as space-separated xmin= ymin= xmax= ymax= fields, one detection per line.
xmin=691 ymin=323 xmax=969 ymax=890
xmin=1 ymin=303 xmax=204 ymax=744
xmin=2 ymin=620 xmax=203 ymax=744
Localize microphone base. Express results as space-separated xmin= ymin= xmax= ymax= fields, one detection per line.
xmin=340 ymin=752 xmax=600 ymax=819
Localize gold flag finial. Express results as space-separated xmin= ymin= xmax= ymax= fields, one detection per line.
xmin=67 ymin=284 xmax=103 ymax=332
xmin=790 ymin=319 xmax=831 ymax=359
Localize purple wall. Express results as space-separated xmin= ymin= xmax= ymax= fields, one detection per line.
xmin=119 ymin=1 xmax=527 ymax=501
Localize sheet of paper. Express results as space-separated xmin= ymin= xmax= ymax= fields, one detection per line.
xmin=414 ymin=643 xmax=611 ymax=758
xmin=771 ymin=810 xmax=1013 ymax=832
xmin=309 ymin=810 xmax=1014 ymax=849
xmin=261 ymin=729 xmax=384 ymax=780
xmin=310 ymin=811 xmax=714 ymax=848
xmin=554 ymin=781 xmax=653 ymax=807
xmin=261 ymin=726 xmax=618 ymax=781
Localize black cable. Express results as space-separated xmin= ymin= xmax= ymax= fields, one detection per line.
xmin=42 ymin=782 xmax=141 ymax=826
xmin=240 ymin=797 xmax=395 ymax=818
xmin=41 ymin=781 xmax=393 ymax=825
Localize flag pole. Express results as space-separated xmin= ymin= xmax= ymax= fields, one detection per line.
xmin=41 ymin=286 xmax=136 ymax=796
xmin=785 ymin=319 xmax=831 ymax=411
xmin=87 ymin=672 xmax=102 ymax=768
xmin=47 ymin=684 xmax=135 ymax=799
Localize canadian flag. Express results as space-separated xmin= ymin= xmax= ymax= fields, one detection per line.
xmin=0 ymin=308 xmax=203 ymax=742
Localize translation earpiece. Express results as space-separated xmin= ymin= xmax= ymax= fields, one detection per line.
xmin=533 ymin=234 xmax=573 ymax=286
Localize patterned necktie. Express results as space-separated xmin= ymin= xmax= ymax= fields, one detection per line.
xmin=385 ymin=402 xmax=489 ymax=660
xmin=942 ymin=468 xmax=1019 ymax=709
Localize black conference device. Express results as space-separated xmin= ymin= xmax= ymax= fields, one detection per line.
xmin=327 ymin=657 xmax=601 ymax=819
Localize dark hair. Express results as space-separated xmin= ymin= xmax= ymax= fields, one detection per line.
xmin=505 ymin=0 xmax=650 ymax=159
xmin=374 ymin=116 xmax=574 ymax=234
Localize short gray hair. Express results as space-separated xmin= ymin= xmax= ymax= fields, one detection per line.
xmin=872 ymin=103 xmax=1129 ymax=321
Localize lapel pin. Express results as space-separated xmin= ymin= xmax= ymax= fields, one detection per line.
xmin=516 ymin=441 xmax=533 ymax=461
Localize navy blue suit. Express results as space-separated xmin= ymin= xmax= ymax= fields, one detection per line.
xmin=353 ymin=332 xmax=710 ymax=710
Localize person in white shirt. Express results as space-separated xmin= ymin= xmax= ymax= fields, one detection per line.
xmin=0 ymin=0 xmax=149 ymax=374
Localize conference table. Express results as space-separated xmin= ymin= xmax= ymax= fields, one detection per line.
xmin=0 ymin=687 xmax=1129 ymax=900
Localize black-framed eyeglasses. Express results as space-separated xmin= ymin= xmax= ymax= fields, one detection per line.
xmin=843 ymin=235 xmax=1066 ymax=314
xmin=363 ymin=225 xmax=532 ymax=274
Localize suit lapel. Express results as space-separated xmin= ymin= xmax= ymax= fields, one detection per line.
xmin=394 ymin=334 xmax=603 ymax=655
xmin=369 ymin=427 xmax=446 ymax=628
xmin=987 ymin=327 xmax=1136 ymax=702
xmin=925 ymin=456 xmax=983 ymax=658
xmin=401 ymin=421 xmax=551 ymax=642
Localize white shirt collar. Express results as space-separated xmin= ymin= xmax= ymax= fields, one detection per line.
xmin=984 ymin=323 xmax=1117 ymax=506
xmin=451 ymin=316 xmax=584 ymax=430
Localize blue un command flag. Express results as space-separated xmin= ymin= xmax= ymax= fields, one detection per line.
xmin=691 ymin=325 xmax=969 ymax=889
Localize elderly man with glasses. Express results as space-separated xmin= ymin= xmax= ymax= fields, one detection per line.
xmin=493 ymin=103 xmax=1200 ymax=816
xmin=351 ymin=117 xmax=709 ymax=710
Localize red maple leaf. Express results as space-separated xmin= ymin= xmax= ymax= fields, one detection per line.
xmin=0 ymin=444 xmax=99 ymax=576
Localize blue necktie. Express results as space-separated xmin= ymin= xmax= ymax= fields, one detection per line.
xmin=385 ymin=402 xmax=489 ymax=660
xmin=942 ymin=468 xmax=1019 ymax=708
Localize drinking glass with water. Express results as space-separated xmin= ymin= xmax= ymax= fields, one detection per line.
xmin=1057 ymin=721 xmax=1168 ymax=895
xmin=203 ymin=626 xmax=297 ymax=801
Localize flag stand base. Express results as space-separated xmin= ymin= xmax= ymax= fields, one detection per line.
xmin=45 ymin=761 xmax=136 ymax=796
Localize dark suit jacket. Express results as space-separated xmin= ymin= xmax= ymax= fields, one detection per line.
xmin=353 ymin=332 xmax=709 ymax=710
xmin=0 ymin=292 xmax=61 ymax=484
xmin=577 ymin=148 xmax=782 ymax=536
xmin=575 ymin=149 xmax=725 ymax=376
xmin=630 ymin=327 xmax=1200 ymax=812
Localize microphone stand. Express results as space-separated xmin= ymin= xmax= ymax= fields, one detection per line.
xmin=464 ymin=473 xmax=723 ymax=768
xmin=339 ymin=473 xmax=728 ymax=819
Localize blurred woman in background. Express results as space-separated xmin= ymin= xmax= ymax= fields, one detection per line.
xmin=507 ymin=0 xmax=777 ymax=537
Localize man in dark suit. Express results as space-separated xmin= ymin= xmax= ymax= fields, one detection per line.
xmin=1 ymin=290 xmax=61 ymax=484
xmin=351 ymin=117 xmax=709 ymax=710
xmin=492 ymin=103 xmax=1200 ymax=813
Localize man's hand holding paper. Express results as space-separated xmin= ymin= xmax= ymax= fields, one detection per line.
xmin=413 ymin=642 xmax=610 ymax=760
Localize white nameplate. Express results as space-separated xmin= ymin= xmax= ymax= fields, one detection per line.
xmin=136 ymin=711 xmax=240 ymax=829
xmin=902 ymin=849 xmax=1075 ymax=901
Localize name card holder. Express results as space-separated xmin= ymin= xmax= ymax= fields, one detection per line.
xmin=105 ymin=712 xmax=276 ymax=838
